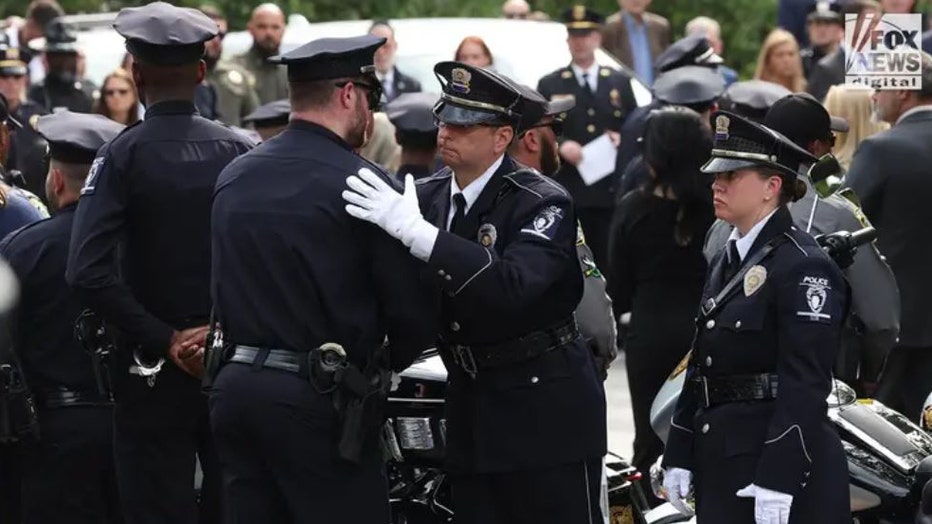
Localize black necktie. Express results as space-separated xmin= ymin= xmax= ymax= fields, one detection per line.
xmin=723 ymin=240 xmax=742 ymax=284
xmin=579 ymin=73 xmax=593 ymax=94
xmin=449 ymin=193 xmax=467 ymax=235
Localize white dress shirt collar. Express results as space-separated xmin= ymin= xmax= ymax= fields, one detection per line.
xmin=447 ymin=155 xmax=504 ymax=229
xmin=570 ymin=62 xmax=599 ymax=91
xmin=727 ymin=208 xmax=779 ymax=261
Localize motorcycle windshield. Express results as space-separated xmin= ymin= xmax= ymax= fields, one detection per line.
xmin=833 ymin=401 xmax=932 ymax=473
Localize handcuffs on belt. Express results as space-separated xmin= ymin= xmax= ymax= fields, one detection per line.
xmin=130 ymin=350 xmax=165 ymax=388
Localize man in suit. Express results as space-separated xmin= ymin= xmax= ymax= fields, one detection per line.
xmin=847 ymin=52 xmax=932 ymax=419
xmin=601 ymin=0 xmax=670 ymax=85
xmin=537 ymin=6 xmax=637 ymax=277
xmin=808 ymin=0 xmax=881 ymax=102
xmin=368 ymin=20 xmax=421 ymax=103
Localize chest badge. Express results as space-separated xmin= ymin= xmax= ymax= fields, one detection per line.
xmin=744 ymin=265 xmax=767 ymax=297
xmin=610 ymin=88 xmax=621 ymax=106
xmin=478 ymin=223 xmax=498 ymax=248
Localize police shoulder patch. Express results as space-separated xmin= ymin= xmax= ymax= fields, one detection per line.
xmin=520 ymin=204 xmax=565 ymax=241
xmin=796 ymin=274 xmax=832 ymax=323
xmin=81 ymin=157 xmax=105 ymax=196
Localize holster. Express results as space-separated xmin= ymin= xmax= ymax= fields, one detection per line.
xmin=201 ymin=325 xmax=226 ymax=392
xmin=74 ymin=309 xmax=116 ymax=402
xmin=331 ymin=349 xmax=392 ymax=465
xmin=0 ymin=363 xmax=39 ymax=443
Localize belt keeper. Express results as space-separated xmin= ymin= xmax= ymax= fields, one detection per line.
xmin=251 ymin=347 xmax=270 ymax=372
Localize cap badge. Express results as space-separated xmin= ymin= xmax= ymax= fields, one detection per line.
xmin=451 ymin=68 xmax=472 ymax=95
xmin=8 ymin=48 xmax=18 ymax=60
xmin=478 ymin=223 xmax=498 ymax=248
xmin=744 ymin=265 xmax=767 ymax=297
xmin=816 ymin=1 xmax=830 ymax=13
xmin=715 ymin=115 xmax=730 ymax=140
xmin=573 ymin=5 xmax=586 ymax=21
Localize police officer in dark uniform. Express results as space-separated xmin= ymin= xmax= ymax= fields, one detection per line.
xmin=0 ymin=111 xmax=124 ymax=524
xmin=800 ymin=1 xmax=844 ymax=80
xmin=0 ymin=36 xmax=50 ymax=200
xmin=384 ymin=91 xmax=439 ymax=182
xmin=343 ymin=61 xmax=606 ymax=524
xmin=27 ymin=18 xmax=97 ymax=114
xmin=716 ymin=80 xmax=793 ymax=123
xmin=0 ymin=92 xmax=48 ymax=239
xmin=241 ymin=97 xmax=289 ymax=142
xmin=65 ymin=4 xmax=254 ymax=523
xmin=661 ymin=111 xmax=850 ymax=524
xmin=537 ymin=5 xmax=637 ymax=275
xmin=209 ymin=35 xmax=436 ymax=523
xmin=615 ymin=65 xmax=724 ymax=198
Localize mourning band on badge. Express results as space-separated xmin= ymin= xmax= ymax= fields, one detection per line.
xmin=797 ymin=275 xmax=832 ymax=322
xmin=478 ymin=223 xmax=497 ymax=248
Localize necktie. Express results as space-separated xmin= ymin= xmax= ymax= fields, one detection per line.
xmin=723 ymin=240 xmax=742 ymax=284
xmin=579 ymin=73 xmax=592 ymax=93
xmin=449 ymin=193 xmax=467 ymax=234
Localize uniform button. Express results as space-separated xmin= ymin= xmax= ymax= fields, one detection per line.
xmin=445 ymin=275 xmax=452 ymax=281
xmin=587 ymin=108 xmax=595 ymax=116
xmin=614 ymin=110 xmax=622 ymax=118
xmin=438 ymin=269 xmax=446 ymax=277
xmin=530 ymin=376 xmax=539 ymax=384
xmin=587 ymin=124 xmax=596 ymax=134
xmin=705 ymin=356 xmax=712 ymax=367
xmin=735 ymin=320 xmax=742 ymax=329
xmin=450 ymin=321 xmax=460 ymax=332
xmin=701 ymin=423 xmax=710 ymax=434
xmin=706 ymin=319 xmax=715 ymax=330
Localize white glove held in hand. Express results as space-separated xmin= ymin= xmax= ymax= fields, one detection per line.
xmin=736 ymin=483 xmax=793 ymax=524
xmin=662 ymin=467 xmax=695 ymax=516
xmin=343 ymin=169 xmax=438 ymax=261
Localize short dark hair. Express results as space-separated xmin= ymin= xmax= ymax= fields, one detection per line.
xmin=289 ymin=79 xmax=338 ymax=111
xmin=198 ymin=4 xmax=225 ymax=21
xmin=25 ymin=0 xmax=64 ymax=32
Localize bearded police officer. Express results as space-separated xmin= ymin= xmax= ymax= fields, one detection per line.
xmin=65 ymin=4 xmax=254 ymax=523
xmin=209 ymin=35 xmax=436 ymax=523
xmin=343 ymin=61 xmax=606 ymax=524
xmin=537 ymin=5 xmax=637 ymax=276
xmin=0 ymin=111 xmax=124 ymax=524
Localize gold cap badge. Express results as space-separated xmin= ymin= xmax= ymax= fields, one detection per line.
xmin=451 ymin=67 xmax=472 ymax=94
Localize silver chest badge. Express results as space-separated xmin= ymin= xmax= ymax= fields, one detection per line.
xmin=744 ymin=265 xmax=767 ymax=296
xmin=478 ymin=223 xmax=497 ymax=248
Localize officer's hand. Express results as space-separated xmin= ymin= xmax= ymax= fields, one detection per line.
xmin=559 ymin=141 xmax=583 ymax=166
xmin=606 ymin=131 xmax=621 ymax=147
xmin=662 ymin=467 xmax=694 ymax=516
xmin=169 ymin=326 xmax=209 ymax=378
xmin=737 ymin=484 xmax=793 ymax=524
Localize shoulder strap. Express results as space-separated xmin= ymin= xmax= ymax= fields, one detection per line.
xmin=698 ymin=235 xmax=790 ymax=321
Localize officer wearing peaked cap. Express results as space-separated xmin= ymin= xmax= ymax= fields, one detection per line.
xmin=661 ymin=111 xmax=850 ymax=524
xmin=0 ymin=92 xmax=47 ymax=240
xmin=717 ymin=80 xmax=793 ymax=123
xmin=654 ymin=33 xmax=724 ymax=74
xmin=801 ymin=1 xmax=844 ymax=79
xmin=242 ymin=97 xmax=289 ymax=141
xmin=343 ymin=60 xmax=606 ymax=524
xmin=210 ymin=35 xmax=436 ymax=523
xmin=0 ymin=111 xmax=124 ymax=524
xmin=537 ymin=5 xmax=638 ymax=278
xmin=27 ymin=18 xmax=97 ymax=114
xmin=615 ymin=65 xmax=725 ymax=198
xmin=65 ymin=3 xmax=254 ymax=524
xmin=384 ymin=91 xmax=439 ymax=181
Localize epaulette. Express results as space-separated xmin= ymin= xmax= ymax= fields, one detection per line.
xmin=502 ymin=168 xmax=570 ymax=200
xmin=415 ymin=167 xmax=453 ymax=186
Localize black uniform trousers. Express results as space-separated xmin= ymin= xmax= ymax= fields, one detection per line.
xmin=112 ymin=355 xmax=221 ymax=524
xmin=0 ymin=443 xmax=21 ymax=524
xmin=21 ymin=406 xmax=121 ymax=524
xmin=451 ymin=457 xmax=603 ymax=524
xmin=877 ymin=345 xmax=932 ymax=419
xmin=209 ymin=363 xmax=389 ymax=524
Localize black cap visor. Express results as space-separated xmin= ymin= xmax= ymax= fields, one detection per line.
xmin=432 ymin=96 xmax=515 ymax=126
xmin=0 ymin=61 xmax=27 ymax=77
xmin=702 ymin=152 xmax=799 ymax=179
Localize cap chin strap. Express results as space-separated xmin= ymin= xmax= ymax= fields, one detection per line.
xmin=711 ymin=148 xmax=777 ymax=163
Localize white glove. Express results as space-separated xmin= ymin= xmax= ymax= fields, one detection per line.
xmin=662 ymin=467 xmax=695 ymax=517
xmin=343 ymin=169 xmax=438 ymax=261
xmin=736 ymin=484 xmax=793 ymax=524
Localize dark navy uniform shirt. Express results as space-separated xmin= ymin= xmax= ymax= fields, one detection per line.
xmin=8 ymin=101 xmax=50 ymax=199
xmin=0 ymin=204 xmax=98 ymax=395
xmin=66 ymin=100 xmax=254 ymax=355
xmin=27 ymin=78 xmax=97 ymax=114
xmin=211 ymin=119 xmax=436 ymax=371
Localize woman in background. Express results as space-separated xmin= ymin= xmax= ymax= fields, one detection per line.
xmin=754 ymin=29 xmax=806 ymax=93
xmin=454 ymin=36 xmax=494 ymax=69
xmin=823 ymin=84 xmax=889 ymax=170
xmin=607 ymin=106 xmax=714 ymax=504
xmin=94 ymin=68 xmax=140 ymax=125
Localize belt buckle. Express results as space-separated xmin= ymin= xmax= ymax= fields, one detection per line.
xmin=452 ymin=345 xmax=477 ymax=378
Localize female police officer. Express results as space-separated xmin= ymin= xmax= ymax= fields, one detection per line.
xmin=660 ymin=111 xmax=850 ymax=524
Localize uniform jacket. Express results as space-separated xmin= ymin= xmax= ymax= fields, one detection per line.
xmin=664 ymin=206 xmax=850 ymax=523
xmin=208 ymin=62 xmax=260 ymax=127
xmin=211 ymin=119 xmax=437 ymax=371
xmin=704 ymin=185 xmax=899 ymax=383
xmin=0 ymin=204 xmax=101 ymax=397
xmin=537 ymin=64 xmax=637 ymax=209
xmin=601 ymin=11 xmax=671 ymax=74
xmin=801 ymin=45 xmax=829 ymax=81
xmin=66 ymin=100 xmax=255 ymax=357
xmin=0 ymin=180 xmax=46 ymax=240
xmin=806 ymin=49 xmax=845 ymax=102
xmin=27 ymin=76 xmax=97 ymax=113
xmin=231 ymin=45 xmax=289 ymax=105
xmin=8 ymin=101 xmax=49 ymax=200
xmin=384 ymin=66 xmax=421 ymax=103
xmin=415 ymin=157 xmax=606 ymax=474
xmin=846 ymin=108 xmax=932 ymax=347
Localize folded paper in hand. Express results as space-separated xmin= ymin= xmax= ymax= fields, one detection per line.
xmin=577 ymin=134 xmax=618 ymax=186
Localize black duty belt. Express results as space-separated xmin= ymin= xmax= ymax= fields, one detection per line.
xmin=37 ymin=388 xmax=112 ymax=409
xmin=440 ymin=318 xmax=579 ymax=376
xmin=227 ymin=345 xmax=303 ymax=374
xmin=695 ymin=373 xmax=779 ymax=408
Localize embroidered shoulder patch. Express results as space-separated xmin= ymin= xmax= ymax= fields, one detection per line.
xmin=81 ymin=157 xmax=105 ymax=196
xmin=520 ymin=205 xmax=565 ymax=241
xmin=796 ymin=275 xmax=832 ymax=323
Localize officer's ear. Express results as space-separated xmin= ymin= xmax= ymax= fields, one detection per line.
xmin=196 ymin=60 xmax=207 ymax=84
xmin=522 ymin=128 xmax=541 ymax=154
xmin=493 ymin=125 xmax=515 ymax=155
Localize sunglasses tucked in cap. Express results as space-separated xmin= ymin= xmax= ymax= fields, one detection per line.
xmin=654 ymin=34 xmax=724 ymax=73
xmin=432 ymin=61 xmax=523 ymax=127
xmin=34 ymin=111 xmax=125 ymax=164
xmin=114 ymin=1 xmax=219 ymax=66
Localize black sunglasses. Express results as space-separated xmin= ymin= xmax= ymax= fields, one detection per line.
xmin=334 ymin=80 xmax=383 ymax=111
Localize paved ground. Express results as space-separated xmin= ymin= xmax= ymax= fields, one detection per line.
xmin=606 ymin=353 xmax=636 ymax=460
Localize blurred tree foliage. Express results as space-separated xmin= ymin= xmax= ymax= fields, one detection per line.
xmin=3 ymin=0 xmax=927 ymax=78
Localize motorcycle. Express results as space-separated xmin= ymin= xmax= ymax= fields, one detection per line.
xmin=644 ymin=227 xmax=932 ymax=523
xmin=384 ymin=348 xmax=652 ymax=524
